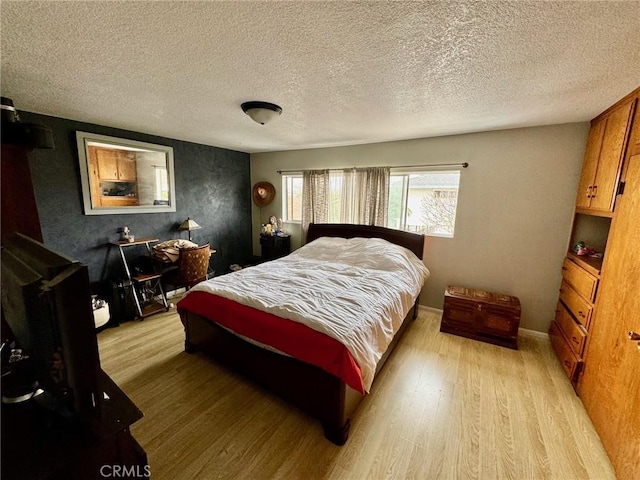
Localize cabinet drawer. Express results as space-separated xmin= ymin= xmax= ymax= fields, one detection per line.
xmin=559 ymin=280 xmax=593 ymax=330
xmin=549 ymin=321 xmax=582 ymax=382
xmin=561 ymin=258 xmax=598 ymax=302
xmin=554 ymin=302 xmax=587 ymax=357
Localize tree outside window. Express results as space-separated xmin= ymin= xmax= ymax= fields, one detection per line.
xmin=388 ymin=171 xmax=460 ymax=237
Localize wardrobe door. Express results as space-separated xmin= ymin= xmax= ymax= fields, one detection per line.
xmin=575 ymin=118 xmax=605 ymax=209
xmin=589 ymin=99 xmax=635 ymax=212
xmin=579 ymin=153 xmax=640 ymax=480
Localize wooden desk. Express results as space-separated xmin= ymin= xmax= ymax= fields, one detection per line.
xmin=110 ymin=238 xmax=169 ymax=319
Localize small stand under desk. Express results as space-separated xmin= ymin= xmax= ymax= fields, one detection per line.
xmin=111 ymin=237 xmax=169 ymax=319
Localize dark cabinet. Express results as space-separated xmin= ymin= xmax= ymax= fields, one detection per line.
xmin=1 ymin=369 xmax=147 ymax=480
xmin=260 ymin=234 xmax=291 ymax=261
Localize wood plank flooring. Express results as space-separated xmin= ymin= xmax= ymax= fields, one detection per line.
xmin=98 ymin=307 xmax=615 ymax=480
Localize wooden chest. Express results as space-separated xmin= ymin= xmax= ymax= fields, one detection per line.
xmin=441 ymin=286 xmax=521 ymax=349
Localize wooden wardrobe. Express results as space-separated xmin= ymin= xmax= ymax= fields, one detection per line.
xmin=549 ymin=85 xmax=640 ymax=479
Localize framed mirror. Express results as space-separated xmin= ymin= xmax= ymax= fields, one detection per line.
xmin=76 ymin=132 xmax=176 ymax=215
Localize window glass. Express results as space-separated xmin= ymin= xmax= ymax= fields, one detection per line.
xmin=282 ymin=174 xmax=303 ymax=222
xmin=155 ymin=168 xmax=169 ymax=200
xmin=387 ymin=170 xmax=460 ymax=237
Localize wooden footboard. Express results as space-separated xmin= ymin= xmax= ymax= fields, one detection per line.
xmin=183 ymin=301 xmax=418 ymax=445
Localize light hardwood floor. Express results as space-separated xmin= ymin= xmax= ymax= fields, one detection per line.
xmin=98 ymin=307 xmax=615 ymax=480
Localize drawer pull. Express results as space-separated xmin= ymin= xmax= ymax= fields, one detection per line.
xmin=571 ymin=337 xmax=580 ymax=345
xmin=563 ymin=360 xmax=571 ymax=368
xmin=578 ymin=311 xmax=586 ymax=318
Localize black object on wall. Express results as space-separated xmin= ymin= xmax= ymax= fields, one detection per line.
xmin=18 ymin=111 xmax=252 ymax=291
xmin=1 ymin=97 xmax=54 ymax=149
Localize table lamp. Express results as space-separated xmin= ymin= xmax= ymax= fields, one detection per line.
xmin=178 ymin=217 xmax=201 ymax=242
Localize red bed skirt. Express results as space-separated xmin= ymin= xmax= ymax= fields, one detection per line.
xmin=177 ymin=292 xmax=365 ymax=394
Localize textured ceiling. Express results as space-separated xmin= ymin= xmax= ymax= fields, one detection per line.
xmin=2 ymin=1 xmax=639 ymax=154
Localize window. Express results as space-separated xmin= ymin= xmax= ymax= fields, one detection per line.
xmin=155 ymin=167 xmax=169 ymax=201
xmin=282 ymin=174 xmax=303 ymax=222
xmin=284 ymin=168 xmax=461 ymax=237
xmin=387 ymin=170 xmax=460 ymax=237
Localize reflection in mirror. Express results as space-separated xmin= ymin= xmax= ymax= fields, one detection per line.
xmin=76 ymin=132 xmax=176 ymax=215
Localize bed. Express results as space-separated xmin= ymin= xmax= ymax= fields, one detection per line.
xmin=177 ymin=223 xmax=428 ymax=445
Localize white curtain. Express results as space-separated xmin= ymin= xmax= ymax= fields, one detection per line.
xmin=302 ymin=167 xmax=390 ymax=241
xmin=328 ymin=167 xmax=389 ymax=225
xmin=301 ymin=169 xmax=330 ymax=238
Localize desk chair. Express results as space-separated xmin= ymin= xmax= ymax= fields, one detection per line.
xmin=162 ymin=243 xmax=211 ymax=291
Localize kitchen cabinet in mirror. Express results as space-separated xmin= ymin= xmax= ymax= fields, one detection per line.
xmin=76 ymin=132 xmax=176 ymax=215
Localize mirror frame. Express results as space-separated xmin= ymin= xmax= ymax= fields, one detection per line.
xmin=76 ymin=131 xmax=176 ymax=215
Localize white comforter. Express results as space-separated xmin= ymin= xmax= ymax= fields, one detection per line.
xmin=186 ymin=236 xmax=430 ymax=392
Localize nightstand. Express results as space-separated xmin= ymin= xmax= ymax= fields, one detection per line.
xmin=260 ymin=234 xmax=291 ymax=261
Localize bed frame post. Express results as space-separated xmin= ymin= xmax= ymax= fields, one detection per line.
xmin=183 ymin=313 xmax=196 ymax=353
xmin=322 ymin=419 xmax=351 ymax=446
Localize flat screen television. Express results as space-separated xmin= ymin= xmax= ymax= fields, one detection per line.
xmin=1 ymin=233 xmax=102 ymax=419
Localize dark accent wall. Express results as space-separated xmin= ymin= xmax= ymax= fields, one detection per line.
xmin=19 ymin=112 xmax=252 ymax=290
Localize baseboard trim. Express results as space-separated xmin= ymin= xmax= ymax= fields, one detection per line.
xmin=418 ymin=305 xmax=443 ymax=314
xmin=519 ymin=327 xmax=549 ymax=339
xmin=165 ymin=288 xmax=186 ymax=299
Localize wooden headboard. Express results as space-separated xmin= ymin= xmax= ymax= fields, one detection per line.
xmin=306 ymin=223 xmax=425 ymax=260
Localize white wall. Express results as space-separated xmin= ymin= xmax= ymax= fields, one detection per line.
xmin=250 ymin=123 xmax=589 ymax=332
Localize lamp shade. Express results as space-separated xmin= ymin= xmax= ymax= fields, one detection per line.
xmin=241 ymin=101 xmax=282 ymax=125
xmin=179 ymin=218 xmax=201 ymax=231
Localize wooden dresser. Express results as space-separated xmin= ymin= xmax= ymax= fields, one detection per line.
xmin=548 ymin=255 xmax=599 ymax=384
xmin=550 ymin=85 xmax=640 ymax=479
xmin=441 ymin=286 xmax=521 ymax=349
xmin=550 ymin=86 xmax=639 ymax=390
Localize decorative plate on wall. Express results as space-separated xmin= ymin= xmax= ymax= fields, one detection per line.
xmin=252 ymin=181 xmax=275 ymax=207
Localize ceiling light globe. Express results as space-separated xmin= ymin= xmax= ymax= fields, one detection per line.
xmin=241 ymin=101 xmax=282 ymax=125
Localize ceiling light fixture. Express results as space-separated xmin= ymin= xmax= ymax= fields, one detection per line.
xmin=241 ymin=101 xmax=282 ymax=125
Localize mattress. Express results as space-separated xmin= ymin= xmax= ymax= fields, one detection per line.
xmin=178 ymin=236 xmax=430 ymax=392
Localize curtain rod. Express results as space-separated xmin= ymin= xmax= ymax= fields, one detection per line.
xmin=277 ymin=162 xmax=469 ymax=174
